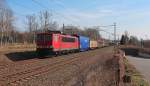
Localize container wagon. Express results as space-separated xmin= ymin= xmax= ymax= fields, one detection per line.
xmin=97 ymin=39 xmax=105 ymax=48
xmin=89 ymin=40 xmax=98 ymax=49
xmin=77 ymin=35 xmax=89 ymax=51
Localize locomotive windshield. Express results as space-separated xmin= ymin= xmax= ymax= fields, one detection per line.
xmin=37 ymin=34 xmax=51 ymax=41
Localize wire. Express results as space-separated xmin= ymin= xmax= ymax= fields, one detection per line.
xmin=32 ymin=0 xmax=48 ymax=9
xmin=50 ymin=0 xmax=81 ymax=25
xmin=0 ymin=7 xmax=26 ymax=17
xmin=99 ymin=29 xmax=114 ymax=35
xmin=11 ymin=1 xmax=36 ymax=12
xmin=32 ymin=0 xmax=80 ymax=26
xmin=50 ymin=1 xmax=77 ymax=22
xmin=14 ymin=11 xmax=27 ymax=17
xmin=51 ymin=0 xmax=66 ymax=9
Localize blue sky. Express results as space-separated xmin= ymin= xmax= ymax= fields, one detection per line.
xmin=6 ymin=0 xmax=150 ymax=39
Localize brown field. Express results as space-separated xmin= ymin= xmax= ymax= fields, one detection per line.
xmin=0 ymin=46 xmax=121 ymax=86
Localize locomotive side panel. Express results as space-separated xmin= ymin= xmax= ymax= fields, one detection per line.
xmin=53 ymin=34 xmax=79 ymax=52
xmin=52 ymin=34 xmax=61 ymax=51
xmin=59 ymin=35 xmax=79 ymax=51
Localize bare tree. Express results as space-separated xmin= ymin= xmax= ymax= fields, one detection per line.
xmin=0 ymin=8 xmax=14 ymax=46
xmin=25 ymin=11 xmax=58 ymax=44
xmin=84 ymin=28 xmax=101 ymax=40
xmin=26 ymin=15 xmax=38 ymax=43
xmin=48 ymin=21 xmax=58 ymax=30
xmin=0 ymin=0 xmax=5 ymax=8
xmin=62 ymin=25 xmax=82 ymax=35
xmin=129 ymin=36 xmax=140 ymax=46
xmin=39 ymin=11 xmax=57 ymax=32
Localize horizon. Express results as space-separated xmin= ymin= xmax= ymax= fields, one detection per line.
xmin=5 ymin=0 xmax=150 ymax=40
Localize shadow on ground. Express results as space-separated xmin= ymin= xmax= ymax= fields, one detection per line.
xmin=5 ymin=51 xmax=40 ymax=61
xmin=121 ymin=48 xmax=139 ymax=56
xmin=121 ymin=48 xmax=150 ymax=59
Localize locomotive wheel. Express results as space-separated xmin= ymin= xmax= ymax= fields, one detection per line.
xmin=58 ymin=51 xmax=62 ymax=56
xmin=54 ymin=52 xmax=59 ymax=57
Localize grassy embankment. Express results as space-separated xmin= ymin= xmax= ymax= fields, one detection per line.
xmin=123 ymin=57 xmax=149 ymax=86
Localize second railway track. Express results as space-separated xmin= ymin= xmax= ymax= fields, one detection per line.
xmin=0 ymin=47 xmax=113 ymax=86
xmin=0 ymin=57 xmax=77 ymax=85
xmin=0 ymin=48 xmax=100 ymax=86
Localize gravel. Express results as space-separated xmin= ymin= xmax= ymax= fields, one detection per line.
xmin=0 ymin=47 xmax=119 ymax=86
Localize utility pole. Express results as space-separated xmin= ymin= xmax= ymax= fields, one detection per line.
xmin=96 ymin=23 xmax=118 ymax=53
xmin=113 ymin=22 xmax=117 ymax=53
xmin=62 ymin=23 xmax=65 ymax=34
xmin=140 ymin=38 xmax=144 ymax=48
xmin=113 ymin=22 xmax=117 ymax=45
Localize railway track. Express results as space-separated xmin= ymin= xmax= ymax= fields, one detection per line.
xmin=0 ymin=47 xmax=100 ymax=72
xmin=0 ymin=59 xmax=75 ymax=85
xmin=0 ymin=56 xmax=67 ymax=75
xmin=0 ymin=62 xmax=13 ymax=71
xmin=0 ymin=64 xmax=9 ymax=71
xmin=0 ymin=51 xmax=93 ymax=86
xmin=0 ymin=47 xmax=113 ymax=86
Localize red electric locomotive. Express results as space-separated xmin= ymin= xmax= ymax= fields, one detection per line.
xmin=36 ymin=31 xmax=79 ymax=56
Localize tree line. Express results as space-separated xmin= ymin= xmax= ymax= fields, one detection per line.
xmin=0 ymin=1 xmax=101 ymax=46
xmin=120 ymin=31 xmax=150 ymax=48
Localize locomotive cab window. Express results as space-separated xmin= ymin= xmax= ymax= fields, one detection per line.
xmin=62 ymin=37 xmax=75 ymax=42
xmin=37 ymin=34 xmax=43 ymax=41
xmin=53 ymin=35 xmax=58 ymax=42
xmin=37 ymin=34 xmax=51 ymax=41
xmin=45 ymin=35 xmax=51 ymax=41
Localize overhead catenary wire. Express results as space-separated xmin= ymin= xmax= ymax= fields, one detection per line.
xmin=10 ymin=0 xmax=36 ymax=12
xmin=51 ymin=0 xmax=66 ymax=9
xmin=32 ymin=0 xmax=48 ymax=9
xmin=50 ymin=0 xmax=81 ymax=25
xmin=31 ymin=0 xmax=80 ymax=26
xmin=5 ymin=0 xmax=80 ymax=26
xmin=0 ymin=7 xmax=26 ymax=17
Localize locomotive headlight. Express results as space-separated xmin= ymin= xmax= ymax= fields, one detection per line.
xmin=50 ymin=46 xmax=53 ymax=48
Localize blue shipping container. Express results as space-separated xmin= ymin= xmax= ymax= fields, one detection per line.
xmin=78 ymin=36 xmax=89 ymax=51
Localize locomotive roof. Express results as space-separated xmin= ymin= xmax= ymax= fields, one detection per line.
xmin=37 ymin=30 xmax=61 ymax=34
xmin=37 ymin=32 xmax=77 ymax=38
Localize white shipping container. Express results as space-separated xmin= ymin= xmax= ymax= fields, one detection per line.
xmin=90 ymin=40 xmax=98 ymax=49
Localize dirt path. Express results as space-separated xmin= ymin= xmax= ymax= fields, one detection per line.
xmin=127 ymin=56 xmax=150 ymax=85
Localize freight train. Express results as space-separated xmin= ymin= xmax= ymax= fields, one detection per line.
xmin=36 ymin=30 xmax=104 ymax=56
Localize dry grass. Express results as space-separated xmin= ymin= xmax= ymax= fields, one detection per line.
xmin=0 ymin=44 xmax=36 ymax=52
xmin=0 ymin=47 xmax=119 ymax=86
xmin=123 ymin=57 xmax=149 ymax=86
xmin=120 ymin=45 xmax=150 ymax=55
xmin=0 ymin=43 xmax=36 ymax=63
